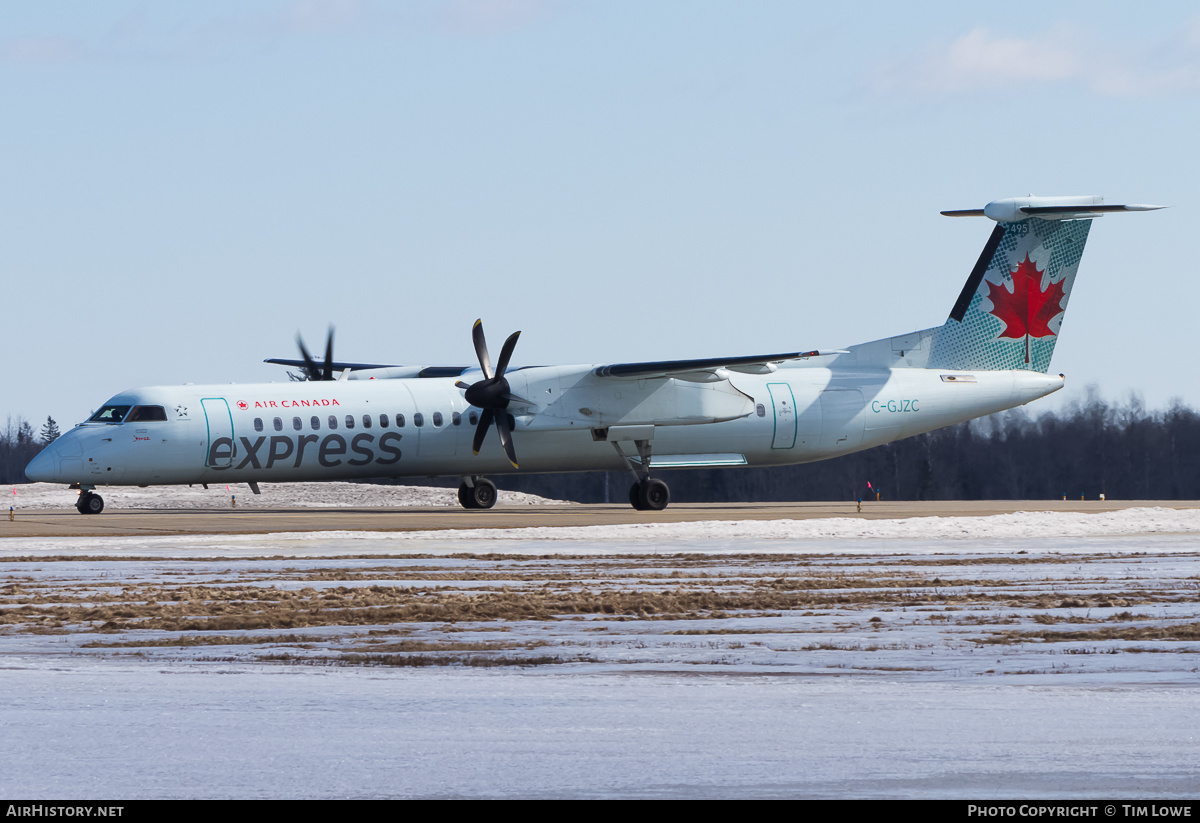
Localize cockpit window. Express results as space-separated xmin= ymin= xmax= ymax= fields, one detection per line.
xmin=89 ymin=405 xmax=131 ymax=423
xmin=126 ymin=405 xmax=168 ymax=422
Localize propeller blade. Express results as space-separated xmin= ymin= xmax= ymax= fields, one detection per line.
xmin=296 ymin=335 xmax=321 ymax=381
xmin=500 ymin=392 xmax=533 ymax=407
xmin=322 ymin=327 xmax=335 ymax=381
xmin=495 ymin=412 xmax=519 ymax=468
xmin=472 ymin=319 xmax=494 ymax=379
xmin=296 ymin=327 xmax=337 ymax=381
xmin=494 ymin=331 xmax=521 ymax=377
xmin=464 ymin=319 xmax=522 ymax=467
xmin=472 ymin=408 xmax=494 ymax=456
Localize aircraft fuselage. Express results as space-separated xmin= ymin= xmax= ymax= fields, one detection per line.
xmin=27 ymin=365 xmax=1063 ymax=488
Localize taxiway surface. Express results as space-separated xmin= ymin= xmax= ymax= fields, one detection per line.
xmin=4 ymin=499 xmax=1197 ymax=538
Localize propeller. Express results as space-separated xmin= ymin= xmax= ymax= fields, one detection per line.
xmin=456 ymin=319 xmax=526 ymax=468
xmin=297 ymin=327 xmax=336 ymax=381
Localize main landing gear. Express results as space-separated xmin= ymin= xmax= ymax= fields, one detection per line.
xmin=76 ymin=490 xmax=104 ymax=515
xmin=628 ymin=477 xmax=670 ymax=512
xmin=613 ymin=437 xmax=670 ymax=511
xmin=458 ymin=476 xmax=498 ymax=510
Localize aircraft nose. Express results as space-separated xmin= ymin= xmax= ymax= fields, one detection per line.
xmin=24 ymin=446 xmax=60 ymax=483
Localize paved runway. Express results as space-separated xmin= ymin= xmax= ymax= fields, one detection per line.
xmin=3 ymin=499 xmax=1195 ymax=538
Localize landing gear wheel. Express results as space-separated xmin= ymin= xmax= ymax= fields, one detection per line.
xmin=471 ymin=478 xmax=498 ymax=509
xmin=76 ymin=492 xmax=104 ymax=515
xmin=458 ymin=478 xmax=498 ymax=510
xmin=638 ymin=478 xmax=670 ymax=511
xmin=629 ymin=479 xmax=670 ymax=511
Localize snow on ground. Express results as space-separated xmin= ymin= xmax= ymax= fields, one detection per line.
xmin=2 ymin=511 xmax=1199 ymax=798
xmin=8 ymin=480 xmax=565 ymax=509
xmin=315 ymin=505 xmax=1200 ymax=543
xmin=6 ymin=505 xmax=1200 ymax=558
xmin=3 ymin=663 xmax=1197 ymax=799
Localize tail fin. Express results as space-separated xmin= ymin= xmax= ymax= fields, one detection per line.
xmin=925 ymin=195 xmax=1163 ymax=373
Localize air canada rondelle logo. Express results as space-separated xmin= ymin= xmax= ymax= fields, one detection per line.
xmin=237 ymin=401 xmax=248 ymax=409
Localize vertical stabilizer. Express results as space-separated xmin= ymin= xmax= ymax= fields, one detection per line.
xmin=836 ymin=196 xmax=1161 ymax=372
xmin=927 ymin=215 xmax=1091 ymax=372
xmin=926 ymin=196 xmax=1162 ymax=372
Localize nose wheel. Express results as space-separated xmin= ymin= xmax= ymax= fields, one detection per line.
xmin=76 ymin=491 xmax=104 ymax=515
xmin=457 ymin=477 xmax=498 ymax=510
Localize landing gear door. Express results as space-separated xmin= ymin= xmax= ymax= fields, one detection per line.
xmin=767 ymin=382 xmax=797 ymax=449
xmin=201 ymin=398 xmax=235 ymax=469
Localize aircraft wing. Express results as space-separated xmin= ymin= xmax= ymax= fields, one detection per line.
xmin=593 ymin=350 xmax=841 ymax=380
xmin=264 ymin=358 xmax=478 ymax=378
xmin=264 ymin=357 xmax=404 ymax=372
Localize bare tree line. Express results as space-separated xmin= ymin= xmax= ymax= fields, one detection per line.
xmin=501 ymin=392 xmax=1200 ymax=502
xmin=0 ymin=417 xmax=47 ymax=485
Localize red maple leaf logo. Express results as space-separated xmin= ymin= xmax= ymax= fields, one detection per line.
xmin=987 ymin=254 xmax=1065 ymax=340
xmin=237 ymin=401 xmax=248 ymax=410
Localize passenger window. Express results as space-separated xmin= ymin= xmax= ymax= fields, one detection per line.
xmin=311 ymin=416 xmax=320 ymax=430
xmin=345 ymin=415 xmax=355 ymax=430
xmin=273 ymin=417 xmax=283 ymax=431
xmin=396 ymin=413 xmax=405 ymax=427
xmin=293 ymin=417 xmax=303 ymax=431
xmin=328 ymin=415 xmax=338 ymax=430
xmin=452 ymin=412 xmax=461 ymax=426
xmin=254 ymin=418 xmax=264 ymax=433
xmin=363 ymin=415 xmax=372 ymax=429
xmin=468 ymin=411 xmax=479 ymax=426
xmin=414 ymin=413 xmax=424 ymax=427
xmin=378 ymin=415 xmax=389 ymax=429
xmin=433 ymin=411 xmax=443 ymax=427
xmin=756 ymin=404 xmax=766 ymax=418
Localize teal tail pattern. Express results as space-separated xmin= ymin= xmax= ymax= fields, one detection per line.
xmin=927 ymin=217 xmax=1092 ymax=373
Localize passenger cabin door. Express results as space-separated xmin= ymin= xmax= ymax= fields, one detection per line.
xmin=767 ymin=382 xmax=797 ymax=449
xmin=201 ymin=398 xmax=235 ymax=468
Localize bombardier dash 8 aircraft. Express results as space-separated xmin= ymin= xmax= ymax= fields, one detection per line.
xmin=27 ymin=195 xmax=1160 ymax=514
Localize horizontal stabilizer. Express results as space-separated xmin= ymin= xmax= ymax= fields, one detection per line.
xmin=942 ymin=195 xmax=1165 ymax=223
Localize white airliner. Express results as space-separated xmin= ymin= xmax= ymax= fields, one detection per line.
xmin=26 ymin=195 xmax=1161 ymax=514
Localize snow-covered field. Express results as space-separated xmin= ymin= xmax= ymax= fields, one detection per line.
xmin=9 ymin=480 xmax=565 ymax=509
xmin=2 ymin=509 xmax=1199 ymax=798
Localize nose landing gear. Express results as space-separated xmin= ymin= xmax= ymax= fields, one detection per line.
xmin=457 ymin=476 xmax=498 ymax=509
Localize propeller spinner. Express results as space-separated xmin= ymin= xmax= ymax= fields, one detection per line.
xmin=456 ymin=319 xmax=526 ymax=468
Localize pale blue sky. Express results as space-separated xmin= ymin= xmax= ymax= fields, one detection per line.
xmin=4 ymin=1 xmax=1198 ymax=427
